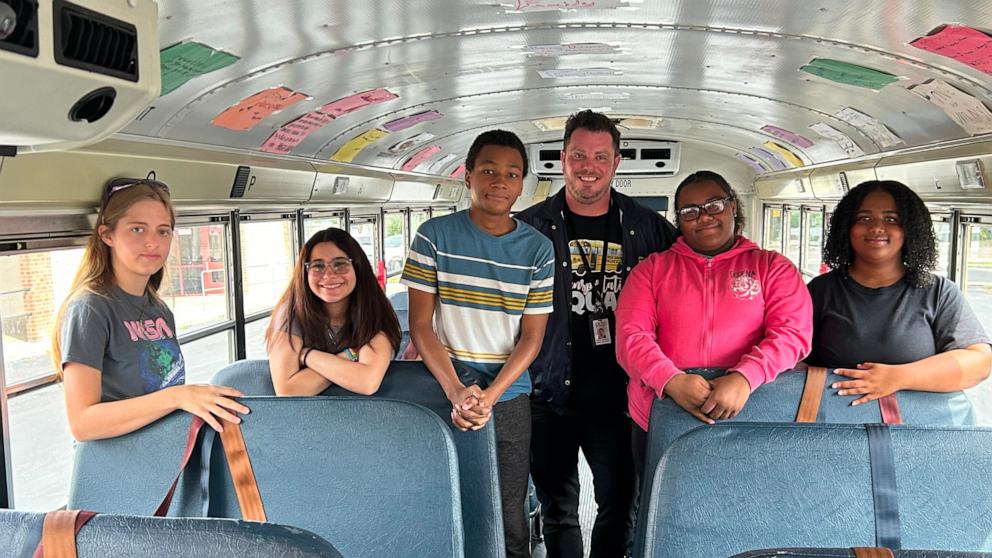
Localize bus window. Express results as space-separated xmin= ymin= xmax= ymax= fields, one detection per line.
xmin=763 ymin=207 xmax=783 ymax=253
xmin=432 ymin=207 xmax=454 ymax=218
xmin=160 ymin=224 xmax=231 ymax=335
xmin=962 ymin=222 xmax=992 ymax=333
xmin=349 ymin=216 xmax=380 ymax=270
xmin=785 ymin=208 xmax=802 ymax=267
xmin=802 ymin=209 xmax=824 ymax=277
xmin=304 ymin=214 xmax=344 ymax=240
xmin=384 ymin=211 xmax=408 ymax=281
xmin=182 ymin=331 xmax=235 ymax=384
xmin=410 ymin=209 xmax=430 ymax=236
xmin=241 ymin=220 xmax=296 ymax=316
xmin=933 ymin=218 xmax=952 ymax=277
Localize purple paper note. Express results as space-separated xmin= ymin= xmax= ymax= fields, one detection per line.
xmin=761 ymin=125 xmax=814 ymax=148
xmin=383 ymin=110 xmax=443 ymax=132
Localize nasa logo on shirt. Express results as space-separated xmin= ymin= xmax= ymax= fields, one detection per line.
xmin=730 ymin=270 xmax=761 ymax=301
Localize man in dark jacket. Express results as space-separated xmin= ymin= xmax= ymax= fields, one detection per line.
xmin=516 ymin=110 xmax=677 ymax=558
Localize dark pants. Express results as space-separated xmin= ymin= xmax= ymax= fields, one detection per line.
xmin=495 ymin=395 xmax=533 ymax=558
xmin=531 ymin=400 xmax=635 ymax=558
xmin=631 ymin=421 xmax=647 ymax=489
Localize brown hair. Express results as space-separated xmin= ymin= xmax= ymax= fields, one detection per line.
xmin=51 ymin=180 xmax=177 ymax=378
xmin=265 ymin=227 xmax=401 ymax=357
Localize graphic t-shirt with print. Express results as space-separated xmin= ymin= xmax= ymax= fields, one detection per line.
xmin=61 ymin=286 xmax=185 ymax=402
xmin=564 ymin=205 xmax=627 ymax=413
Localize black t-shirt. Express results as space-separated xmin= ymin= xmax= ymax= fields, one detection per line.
xmin=564 ymin=205 xmax=626 ymax=413
xmin=807 ymin=270 xmax=990 ymax=369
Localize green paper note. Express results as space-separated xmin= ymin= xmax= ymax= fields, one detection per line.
xmin=800 ymin=58 xmax=898 ymax=90
xmin=160 ymin=42 xmax=239 ymax=96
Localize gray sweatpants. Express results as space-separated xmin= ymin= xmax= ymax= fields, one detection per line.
xmin=494 ymin=394 xmax=532 ymax=558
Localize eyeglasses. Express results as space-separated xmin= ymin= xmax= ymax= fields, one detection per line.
xmin=676 ymin=196 xmax=734 ymax=222
xmin=104 ymin=177 xmax=171 ymax=202
xmin=305 ymin=257 xmax=353 ymax=276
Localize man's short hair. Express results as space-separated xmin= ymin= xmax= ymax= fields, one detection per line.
xmin=465 ymin=129 xmax=529 ymax=177
xmin=563 ymin=110 xmax=620 ymax=153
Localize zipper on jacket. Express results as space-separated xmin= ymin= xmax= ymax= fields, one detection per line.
xmin=703 ymin=259 xmax=714 ymax=365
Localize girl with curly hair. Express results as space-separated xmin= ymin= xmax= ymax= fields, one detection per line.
xmin=807 ymin=180 xmax=991 ymax=405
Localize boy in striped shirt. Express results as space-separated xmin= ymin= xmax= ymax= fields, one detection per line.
xmin=402 ymin=130 xmax=554 ymax=558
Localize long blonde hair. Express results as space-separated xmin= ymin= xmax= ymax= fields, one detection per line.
xmin=50 ymin=181 xmax=177 ymax=378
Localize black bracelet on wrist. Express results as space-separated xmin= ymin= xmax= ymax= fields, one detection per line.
xmin=301 ymin=348 xmax=312 ymax=368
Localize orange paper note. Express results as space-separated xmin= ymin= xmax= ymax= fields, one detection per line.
xmin=213 ymin=86 xmax=309 ymax=131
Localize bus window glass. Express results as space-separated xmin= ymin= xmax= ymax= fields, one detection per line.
xmin=9 ymin=383 xmax=72 ymax=511
xmin=349 ymin=217 xmax=380 ymax=269
xmin=384 ymin=212 xmax=408 ymax=280
xmin=410 ymin=210 xmax=430 ymax=234
xmin=0 ymin=248 xmax=84 ymax=387
xmin=933 ymin=219 xmax=951 ymax=277
xmin=304 ymin=215 xmax=344 ymax=240
xmin=183 ymin=330 xmax=234 ymax=383
xmin=245 ymin=316 xmax=270 ymax=360
xmin=241 ymin=220 xmax=295 ymax=315
xmin=962 ymin=223 xmax=992 ymax=334
xmin=803 ymin=210 xmax=824 ymax=276
xmin=159 ymin=224 xmax=230 ymax=335
xmin=785 ymin=209 xmax=802 ymax=266
xmin=432 ymin=207 xmax=454 ymax=218
xmin=763 ymin=207 xmax=783 ymax=252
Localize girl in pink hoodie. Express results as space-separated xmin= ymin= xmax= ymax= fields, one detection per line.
xmin=615 ymin=171 xmax=812 ymax=475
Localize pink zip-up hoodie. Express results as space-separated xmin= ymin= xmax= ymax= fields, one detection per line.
xmin=616 ymin=235 xmax=813 ymax=430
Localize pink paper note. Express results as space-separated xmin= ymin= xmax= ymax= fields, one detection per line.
xmin=911 ymin=25 xmax=992 ymax=75
xmin=260 ymin=111 xmax=334 ymax=154
xmin=319 ymin=88 xmax=398 ymax=118
xmin=450 ymin=164 xmax=466 ymax=178
xmin=212 ymin=86 xmax=309 ymax=131
xmin=383 ymin=111 xmax=443 ymax=132
xmin=761 ymin=125 xmax=814 ymax=148
xmin=401 ymin=145 xmax=442 ymax=172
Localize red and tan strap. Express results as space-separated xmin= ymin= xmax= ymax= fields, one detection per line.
xmin=796 ymin=366 xmax=828 ymax=422
xmin=154 ymin=416 xmax=208 ymax=516
xmin=878 ymin=394 xmax=903 ymax=425
xmin=219 ymin=422 xmax=267 ymax=522
xmin=32 ymin=510 xmax=96 ymax=558
xmin=852 ymin=547 xmax=895 ymax=558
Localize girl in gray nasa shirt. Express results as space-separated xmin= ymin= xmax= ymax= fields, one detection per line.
xmin=52 ymin=179 xmax=249 ymax=441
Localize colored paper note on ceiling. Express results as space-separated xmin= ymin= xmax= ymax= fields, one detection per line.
xmin=160 ymin=41 xmax=239 ymax=96
xmin=259 ymin=111 xmax=334 ymax=154
xmin=212 ymin=86 xmax=310 ymax=131
xmin=834 ymin=107 xmax=903 ymax=148
xmin=809 ymin=122 xmax=865 ymax=158
xmin=761 ymin=125 xmax=814 ymax=148
xmin=513 ymin=0 xmax=620 ymax=11
xmin=450 ymin=164 xmax=467 ymax=178
xmin=762 ymin=141 xmax=804 ymax=167
xmin=331 ymin=129 xmax=391 ymax=163
xmin=388 ymin=133 xmax=436 ymax=154
xmin=383 ymin=111 xmax=443 ymax=132
xmin=748 ymin=146 xmax=788 ymax=171
xmin=401 ymin=145 xmax=442 ymax=172
xmin=908 ymin=79 xmax=992 ymax=135
xmin=799 ymin=58 xmax=898 ymax=90
xmin=911 ymin=25 xmax=992 ymax=76
xmin=320 ymin=89 xmax=399 ymax=118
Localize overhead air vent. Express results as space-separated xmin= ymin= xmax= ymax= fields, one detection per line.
xmin=530 ymin=140 xmax=682 ymax=176
xmin=54 ymin=0 xmax=139 ymax=82
xmin=0 ymin=0 xmax=39 ymax=57
xmin=230 ymin=166 xmax=251 ymax=198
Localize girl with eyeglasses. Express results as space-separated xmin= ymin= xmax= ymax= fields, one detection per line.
xmin=615 ymin=170 xmax=813 ymax=478
xmin=52 ymin=178 xmax=250 ymax=441
xmin=265 ymin=227 xmax=401 ymax=396
xmin=807 ymin=180 xmax=990 ymax=406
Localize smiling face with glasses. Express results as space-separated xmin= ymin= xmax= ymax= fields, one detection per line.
xmin=675 ymin=179 xmax=739 ymax=256
xmin=305 ymin=242 xmax=357 ymax=308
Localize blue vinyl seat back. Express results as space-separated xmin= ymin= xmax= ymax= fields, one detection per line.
xmin=67 ymin=411 xmax=203 ymax=517
xmin=0 ymin=509 xmax=342 ymax=558
xmin=634 ymin=367 xmax=977 ymax=558
xmin=732 ymin=550 xmax=992 ymax=558
xmin=211 ymin=359 xmax=505 ymax=558
xmin=388 ymin=290 xmax=412 ymax=358
xmin=206 ymin=397 xmax=465 ymax=558
xmin=643 ymin=423 xmax=992 ymax=558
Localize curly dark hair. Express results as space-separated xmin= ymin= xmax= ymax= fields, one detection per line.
xmin=822 ymin=180 xmax=937 ymax=287
xmin=673 ymin=170 xmax=746 ymax=235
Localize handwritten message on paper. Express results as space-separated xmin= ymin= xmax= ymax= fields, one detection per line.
xmin=763 ymin=141 xmax=804 ymax=168
xmin=761 ymin=125 xmax=814 ymax=148
xmin=524 ymin=43 xmax=619 ymax=56
xmin=401 ymin=145 xmax=443 ymax=172
xmin=387 ymin=132 xmax=436 ymax=154
xmin=160 ymin=42 xmax=239 ymax=96
xmin=259 ymin=111 xmax=334 ymax=154
xmin=513 ymin=0 xmax=620 ymax=11
xmin=911 ymin=25 xmax=992 ymax=76
xmin=212 ymin=86 xmax=310 ymax=131
xmin=735 ymin=153 xmax=767 ymax=173
xmin=749 ymin=147 xmax=788 ymax=171
xmin=428 ymin=154 xmax=460 ymax=174
xmin=320 ymin=89 xmax=398 ymax=118
xmin=331 ymin=128 xmax=391 ymax=163
xmin=834 ymin=107 xmax=903 ymax=148
xmin=383 ymin=111 xmax=443 ymax=133
xmin=799 ymin=58 xmax=898 ymax=90
xmin=538 ymin=68 xmax=622 ymax=79
xmin=809 ymin=122 xmax=865 ymax=157
xmin=450 ymin=164 xmax=467 ymax=178
xmin=908 ymin=79 xmax=992 ymax=136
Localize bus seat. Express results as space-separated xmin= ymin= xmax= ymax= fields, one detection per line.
xmin=205 ymin=397 xmax=465 ymax=558
xmin=634 ymin=367 xmax=978 ymax=558
xmin=68 ymin=411 xmax=204 ymax=517
xmin=387 ymin=290 xmax=412 ymax=358
xmin=642 ymin=423 xmax=992 ymax=557
xmin=211 ymin=359 xmax=505 ymax=558
xmin=0 ymin=509 xmax=342 ymax=557
xmin=731 ymin=549 xmax=992 ymax=557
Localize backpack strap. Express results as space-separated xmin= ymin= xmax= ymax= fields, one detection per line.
xmin=853 ymin=548 xmax=895 ymax=558
xmin=796 ymin=366 xmax=827 ymax=422
xmin=32 ymin=510 xmax=96 ymax=558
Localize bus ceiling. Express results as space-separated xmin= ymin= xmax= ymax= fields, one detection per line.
xmin=1 ymin=0 xmax=992 ymax=192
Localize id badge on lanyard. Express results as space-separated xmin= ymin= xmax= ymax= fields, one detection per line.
xmin=588 ymin=310 xmax=613 ymax=347
xmin=565 ymin=205 xmax=617 ymax=348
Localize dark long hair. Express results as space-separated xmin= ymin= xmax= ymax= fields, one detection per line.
xmin=265 ymin=228 xmax=401 ymax=356
xmin=673 ymin=170 xmax=746 ymax=235
xmin=822 ymin=180 xmax=937 ymax=287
